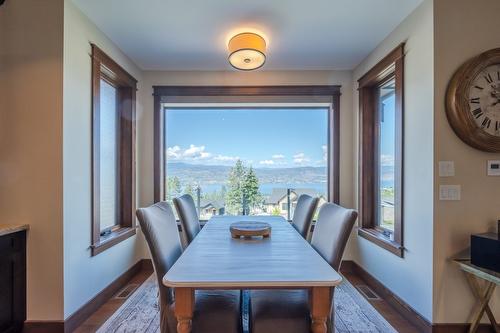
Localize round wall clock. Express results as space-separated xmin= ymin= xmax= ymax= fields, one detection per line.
xmin=446 ymin=48 xmax=500 ymax=152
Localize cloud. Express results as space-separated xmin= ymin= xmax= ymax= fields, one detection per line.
xmin=183 ymin=144 xmax=211 ymax=159
xmin=271 ymin=154 xmax=285 ymax=159
xmin=259 ymin=160 xmax=275 ymax=165
xmin=322 ymin=145 xmax=327 ymax=161
xmin=213 ymin=155 xmax=240 ymax=162
xmin=293 ymin=152 xmax=311 ymax=164
xmin=166 ymin=145 xmax=237 ymax=164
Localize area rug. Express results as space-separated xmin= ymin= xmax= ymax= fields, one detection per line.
xmin=97 ymin=275 xmax=398 ymax=333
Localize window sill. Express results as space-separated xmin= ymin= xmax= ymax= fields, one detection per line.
xmin=91 ymin=227 xmax=136 ymax=256
xmin=358 ymin=227 xmax=403 ymax=258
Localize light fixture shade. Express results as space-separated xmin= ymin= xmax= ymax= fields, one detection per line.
xmin=228 ymin=32 xmax=266 ymax=71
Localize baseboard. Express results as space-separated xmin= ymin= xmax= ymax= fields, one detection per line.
xmin=341 ymin=260 xmax=432 ymax=333
xmin=23 ymin=321 xmax=64 ymax=333
xmin=23 ymin=259 xmax=153 ymax=333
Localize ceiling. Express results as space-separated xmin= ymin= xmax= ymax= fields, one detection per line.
xmin=72 ymin=0 xmax=423 ymax=71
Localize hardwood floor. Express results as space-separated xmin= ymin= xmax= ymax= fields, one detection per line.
xmin=74 ymin=268 xmax=153 ymax=333
xmin=341 ymin=271 xmax=421 ymax=333
xmin=75 ymin=267 xmax=420 ymax=333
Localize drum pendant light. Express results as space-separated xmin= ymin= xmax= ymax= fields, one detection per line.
xmin=228 ymin=32 xmax=266 ymax=71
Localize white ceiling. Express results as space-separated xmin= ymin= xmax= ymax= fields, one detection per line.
xmin=72 ymin=0 xmax=423 ymax=71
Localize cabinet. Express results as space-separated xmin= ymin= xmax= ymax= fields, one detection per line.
xmin=0 ymin=230 xmax=26 ymax=333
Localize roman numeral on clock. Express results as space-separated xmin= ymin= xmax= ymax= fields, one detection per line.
xmin=481 ymin=117 xmax=491 ymax=129
xmin=470 ymin=97 xmax=480 ymax=104
xmin=472 ymin=108 xmax=483 ymax=118
xmin=484 ymin=73 xmax=493 ymax=84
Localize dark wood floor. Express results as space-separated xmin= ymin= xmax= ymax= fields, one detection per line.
xmin=75 ymin=268 xmax=420 ymax=333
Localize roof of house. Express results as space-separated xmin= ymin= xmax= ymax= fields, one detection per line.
xmin=265 ymin=188 xmax=323 ymax=205
xmin=200 ymin=199 xmax=225 ymax=210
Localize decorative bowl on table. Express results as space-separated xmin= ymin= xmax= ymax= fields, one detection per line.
xmin=230 ymin=221 xmax=271 ymax=239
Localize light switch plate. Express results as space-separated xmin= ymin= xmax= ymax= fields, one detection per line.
xmin=439 ymin=185 xmax=461 ymax=201
xmin=487 ymin=160 xmax=500 ymax=176
xmin=439 ymin=161 xmax=455 ymax=177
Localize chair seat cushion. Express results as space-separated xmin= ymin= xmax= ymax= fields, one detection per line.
xmin=169 ymin=290 xmax=242 ymax=333
xmin=249 ymin=289 xmax=310 ymax=333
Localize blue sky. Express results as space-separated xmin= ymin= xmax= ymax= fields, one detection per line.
xmin=165 ymin=107 xmax=328 ymax=168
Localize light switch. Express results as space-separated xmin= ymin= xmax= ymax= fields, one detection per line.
xmin=487 ymin=160 xmax=500 ymax=176
xmin=439 ymin=185 xmax=461 ymax=201
xmin=439 ymin=161 xmax=455 ymax=177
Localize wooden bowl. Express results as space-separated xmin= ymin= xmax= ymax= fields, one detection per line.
xmin=230 ymin=221 xmax=271 ymax=239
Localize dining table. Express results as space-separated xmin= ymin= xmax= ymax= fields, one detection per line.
xmin=163 ymin=215 xmax=343 ymax=333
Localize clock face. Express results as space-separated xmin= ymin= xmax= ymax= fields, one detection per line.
xmin=468 ymin=64 xmax=500 ymax=136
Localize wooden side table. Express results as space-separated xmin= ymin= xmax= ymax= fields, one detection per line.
xmin=453 ymin=258 xmax=499 ymax=333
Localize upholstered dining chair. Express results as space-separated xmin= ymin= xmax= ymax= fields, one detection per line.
xmin=173 ymin=194 xmax=201 ymax=245
xmin=249 ymin=203 xmax=358 ymax=333
xmin=291 ymin=194 xmax=319 ymax=239
xmin=137 ymin=202 xmax=242 ymax=333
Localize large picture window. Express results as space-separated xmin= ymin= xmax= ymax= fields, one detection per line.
xmin=153 ymin=86 xmax=341 ymax=223
xmin=358 ymin=44 xmax=404 ymax=257
xmin=91 ymin=44 xmax=137 ymax=256
xmin=164 ymin=106 xmax=329 ymax=221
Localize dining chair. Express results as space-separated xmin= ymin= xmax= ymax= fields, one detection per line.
xmin=291 ymin=194 xmax=319 ymax=239
xmin=173 ymin=194 xmax=201 ymax=245
xmin=137 ymin=202 xmax=242 ymax=333
xmin=249 ymin=203 xmax=358 ymax=333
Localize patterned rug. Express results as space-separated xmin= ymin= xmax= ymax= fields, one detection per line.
xmin=97 ymin=275 xmax=398 ymax=333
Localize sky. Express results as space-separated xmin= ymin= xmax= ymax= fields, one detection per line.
xmin=165 ymin=107 xmax=328 ymax=168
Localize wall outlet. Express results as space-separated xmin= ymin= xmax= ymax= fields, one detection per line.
xmin=439 ymin=185 xmax=461 ymax=201
xmin=438 ymin=161 xmax=455 ymax=177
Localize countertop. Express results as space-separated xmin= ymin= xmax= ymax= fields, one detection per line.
xmin=0 ymin=224 xmax=29 ymax=237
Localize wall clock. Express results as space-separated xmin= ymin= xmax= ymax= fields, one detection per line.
xmin=446 ymin=48 xmax=500 ymax=152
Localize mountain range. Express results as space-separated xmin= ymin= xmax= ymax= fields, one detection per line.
xmin=166 ymin=162 xmax=327 ymax=186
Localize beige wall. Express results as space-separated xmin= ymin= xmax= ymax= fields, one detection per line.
xmin=62 ymin=0 xmax=145 ymax=318
xmin=138 ymin=70 xmax=357 ymax=258
xmin=352 ymin=0 xmax=434 ymax=321
xmin=433 ymin=0 xmax=500 ymax=323
xmin=0 ymin=0 xmax=65 ymax=321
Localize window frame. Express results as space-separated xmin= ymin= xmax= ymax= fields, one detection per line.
xmin=358 ymin=44 xmax=404 ymax=257
xmin=152 ymin=86 xmax=341 ymax=210
xmin=91 ymin=44 xmax=137 ymax=256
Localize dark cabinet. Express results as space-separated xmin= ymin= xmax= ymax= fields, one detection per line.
xmin=0 ymin=231 xmax=26 ymax=333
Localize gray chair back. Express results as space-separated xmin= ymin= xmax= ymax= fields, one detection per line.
xmin=311 ymin=203 xmax=358 ymax=271
xmin=291 ymin=194 xmax=319 ymax=238
xmin=136 ymin=202 xmax=182 ymax=307
xmin=173 ymin=194 xmax=201 ymax=244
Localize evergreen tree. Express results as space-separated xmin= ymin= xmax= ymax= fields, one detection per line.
xmin=183 ymin=183 xmax=195 ymax=197
xmin=242 ymin=167 xmax=261 ymax=214
xmin=225 ymin=160 xmax=245 ymax=214
xmin=167 ymin=176 xmax=182 ymax=200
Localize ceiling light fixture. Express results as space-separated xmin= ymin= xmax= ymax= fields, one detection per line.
xmin=228 ymin=32 xmax=266 ymax=71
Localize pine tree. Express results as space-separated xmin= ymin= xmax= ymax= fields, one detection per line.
xmin=184 ymin=183 xmax=195 ymax=197
xmin=242 ymin=167 xmax=261 ymax=214
xmin=225 ymin=160 xmax=245 ymax=214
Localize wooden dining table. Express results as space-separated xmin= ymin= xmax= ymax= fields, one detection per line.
xmin=163 ymin=215 xmax=342 ymax=333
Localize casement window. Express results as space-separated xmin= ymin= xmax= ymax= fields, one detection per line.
xmin=358 ymin=44 xmax=404 ymax=257
xmin=91 ymin=44 xmax=137 ymax=256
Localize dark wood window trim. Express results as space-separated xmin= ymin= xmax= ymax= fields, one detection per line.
xmin=152 ymin=85 xmax=341 ymax=205
xmin=358 ymin=44 xmax=404 ymax=257
xmin=91 ymin=44 xmax=137 ymax=256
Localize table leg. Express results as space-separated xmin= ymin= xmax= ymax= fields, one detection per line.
xmin=174 ymin=288 xmax=194 ymax=333
xmin=310 ymin=287 xmax=332 ymax=333
xmin=464 ymin=273 xmax=498 ymax=333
